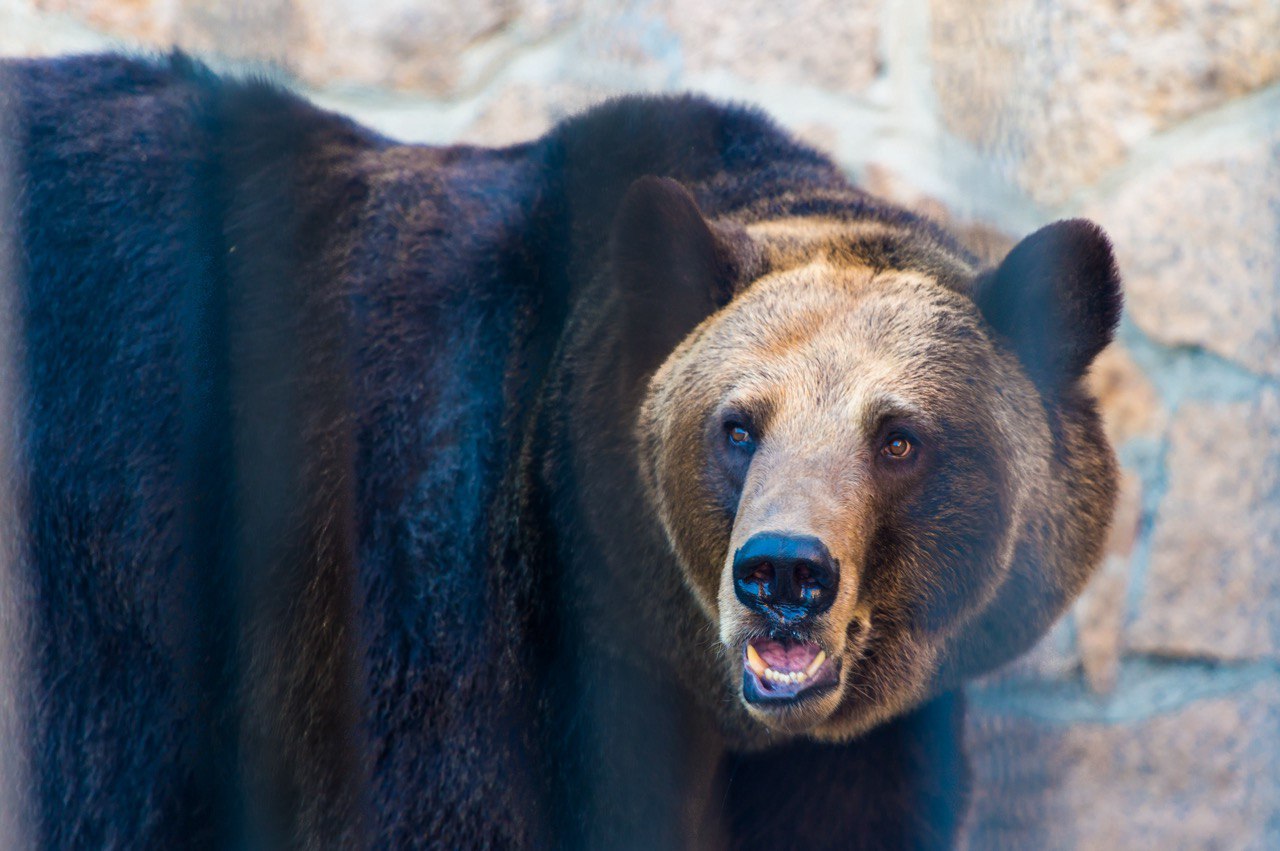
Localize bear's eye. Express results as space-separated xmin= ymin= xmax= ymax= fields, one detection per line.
xmin=882 ymin=434 xmax=913 ymax=459
xmin=726 ymin=423 xmax=753 ymax=448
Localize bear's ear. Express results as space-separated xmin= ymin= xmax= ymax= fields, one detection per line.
xmin=972 ymin=219 xmax=1123 ymax=394
xmin=610 ymin=176 xmax=755 ymax=378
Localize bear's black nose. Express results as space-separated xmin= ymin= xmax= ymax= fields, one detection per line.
xmin=732 ymin=533 xmax=838 ymax=624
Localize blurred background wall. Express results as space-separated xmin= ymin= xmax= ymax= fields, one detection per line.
xmin=2 ymin=0 xmax=1278 ymax=846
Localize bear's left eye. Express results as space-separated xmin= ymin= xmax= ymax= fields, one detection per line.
xmin=726 ymin=423 xmax=754 ymax=448
xmin=882 ymin=434 xmax=914 ymax=459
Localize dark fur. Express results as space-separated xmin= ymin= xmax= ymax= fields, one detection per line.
xmin=3 ymin=53 xmax=1118 ymax=848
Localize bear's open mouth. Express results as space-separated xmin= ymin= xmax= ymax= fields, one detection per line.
xmin=742 ymin=637 xmax=839 ymax=706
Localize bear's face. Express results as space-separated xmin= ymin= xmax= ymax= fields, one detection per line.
xmin=618 ymin=178 xmax=1121 ymax=741
xmin=640 ymin=253 xmax=1038 ymax=738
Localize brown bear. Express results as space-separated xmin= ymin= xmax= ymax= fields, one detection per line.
xmin=3 ymin=53 xmax=1119 ymax=849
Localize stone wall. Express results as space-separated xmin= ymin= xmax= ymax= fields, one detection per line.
xmin=3 ymin=0 xmax=1278 ymax=845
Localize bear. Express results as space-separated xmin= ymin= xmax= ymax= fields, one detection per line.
xmin=0 ymin=52 xmax=1120 ymax=849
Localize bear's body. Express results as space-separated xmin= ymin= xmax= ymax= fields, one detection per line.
xmin=2 ymin=54 xmax=1119 ymax=849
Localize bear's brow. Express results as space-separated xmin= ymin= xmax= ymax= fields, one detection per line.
xmin=717 ymin=393 xmax=776 ymax=434
xmin=855 ymin=392 xmax=932 ymax=434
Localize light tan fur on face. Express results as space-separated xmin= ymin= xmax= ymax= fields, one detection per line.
xmin=638 ymin=217 xmax=1051 ymax=741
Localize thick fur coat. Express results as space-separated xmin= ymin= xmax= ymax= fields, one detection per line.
xmin=2 ymin=54 xmax=1120 ymax=849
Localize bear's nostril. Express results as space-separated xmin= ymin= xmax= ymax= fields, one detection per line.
xmin=739 ymin=561 xmax=775 ymax=601
xmin=747 ymin=563 xmax=774 ymax=589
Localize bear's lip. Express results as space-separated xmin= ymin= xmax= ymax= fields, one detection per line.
xmin=741 ymin=637 xmax=840 ymax=707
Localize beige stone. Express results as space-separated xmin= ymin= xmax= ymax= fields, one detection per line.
xmin=519 ymin=0 xmax=580 ymax=39
xmin=931 ymin=0 xmax=1280 ymax=203
xmin=288 ymin=0 xmax=515 ymax=94
xmin=35 ymin=0 xmax=177 ymax=45
xmin=1075 ymin=555 xmax=1127 ymax=694
xmin=172 ymin=0 xmax=294 ymax=69
xmin=0 ymin=1 xmax=115 ymax=56
xmin=1089 ymin=131 xmax=1280 ymax=377
xmin=460 ymin=82 xmax=603 ymax=147
xmin=252 ymin=0 xmax=577 ymax=95
xmin=964 ymin=681 xmax=1280 ymax=848
xmin=1129 ymin=390 xmax=1280 ymax=660
xmin=29 ymin=0 xmax=583 ymax=91
xmin=792 ymin=122 xmax=841 ymax=159
xmin=1086 ymin=345 xmax=1167 ymax=447
xmin=652 ymin=0 xmax=882 ymax=96
xmin=1076 ymin=472 xmax=1142 ymax=694
xmin=17 ymin=0 xmax=296 ymax=73
xmin=569 ymin=2 xmax=679 ymax=79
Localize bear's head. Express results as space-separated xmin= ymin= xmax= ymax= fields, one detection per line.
xmin=616 ymin=177 xmax=1121 ymax=741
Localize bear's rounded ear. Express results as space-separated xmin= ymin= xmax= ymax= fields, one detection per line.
xmin=972 ymin=219 xmax=1123 ymax=394
xmin=610 ymin=176 xmax=757 ymax=379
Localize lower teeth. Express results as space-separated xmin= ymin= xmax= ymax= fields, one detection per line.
xmin=764 ymin=670 xmax=804 ymax=684
xmin=746 ymin=647 xmax=828 ymax=686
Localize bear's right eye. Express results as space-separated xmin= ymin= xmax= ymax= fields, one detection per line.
xmin=883 ymin=435 xmax=913 ymax=458
xmin=726 ymin=423 xmax=754 ymax=449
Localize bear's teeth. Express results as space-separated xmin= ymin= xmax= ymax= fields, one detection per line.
xmin=805 ymin=650 xmax=827 ymax=677
xmin=760 ymin=667 xmax=810 ymax=685
xmin=749 ymin=648 xmax=829 ymax=685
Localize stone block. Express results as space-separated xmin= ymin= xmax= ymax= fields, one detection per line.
xmin=1086 ymin=345 xmax=1167 ymax=447
xmin=1129 ymin=390 xmax=1280 ymax=660
xmin=35 ymin=0 xmax=177 ymax=44
xmin=1088 ymin=130 xmax=1280 ymax=377
xmin=287 ymin=0 xmax=516 ymax=95
xmin=964 ymin=680 xmax=1280 ymax=849
xmin=0 ymin=1 xmax=113 ymax=56
xmin=573 ymin=1 xmax=677 ymax=76
xmin=931 ymin=0 xmax=1280 ymax=203
xmin=1076 ymin=471 xmax=1142 ymax=694
xmin=460 ymin=82 xmax=603 ymax=147
xmin=173 ymin=0 xmax=294 ymax=70
xmin=655 ymin=0 xmax=882 ymax=96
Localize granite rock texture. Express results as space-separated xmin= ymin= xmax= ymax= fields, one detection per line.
xmin=965 ymin=679 xmax=1280 ymax=849
xmin=1130 ymin=390 xmax=1280 ymax=661
xmin=1088 ymin=129 xmax=1280 ymax=377
xmin=930 ymin=0 xmax=1280 ymax=204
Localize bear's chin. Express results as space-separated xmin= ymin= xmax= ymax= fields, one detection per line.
xmin=741 ymin=682 xmax=847 ymax=734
